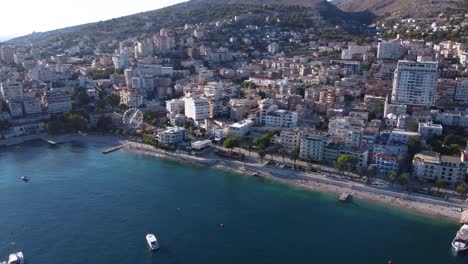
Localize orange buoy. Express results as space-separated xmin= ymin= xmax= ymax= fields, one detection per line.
xmin=388 ymin=260 xmax=392 ymax=264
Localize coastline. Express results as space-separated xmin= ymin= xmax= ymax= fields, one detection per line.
xmin=3 ymin=133 xmax=464 ymax=224
xmin=120 ymin=141 xmax=463 ymax=224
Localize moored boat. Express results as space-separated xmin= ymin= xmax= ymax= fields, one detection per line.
xmin=2 ymin=252 xmax=24 ymax=264
xmin=146 ymin=234 xmax=160 ymax=251
xmin=20 ymin=176 xmax=29 ymax=182
xmin=452 ymin=224 xmax=468 ymax=252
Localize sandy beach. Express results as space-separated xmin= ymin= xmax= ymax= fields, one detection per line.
xmin=120 ymin=140 xmax=465 ymax=223
xmin=29 ymin=134 xmax=466 ymax=223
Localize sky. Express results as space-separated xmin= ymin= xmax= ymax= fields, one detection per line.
xmin=0 ymin=0 xmax=187 ymax=41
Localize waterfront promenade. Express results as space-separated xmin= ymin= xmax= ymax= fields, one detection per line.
xmin=123 ymin=141 xmax=465 ymax=223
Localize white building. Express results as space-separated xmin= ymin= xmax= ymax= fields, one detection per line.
xmin=166 ymin=99 xmax=185 ymax=115
xmin=418 ymin=122 xmax=443 ymax=139
xmin=413 ymin=151 xmax=467 ymax=183
xmin=227 ymin=119 xmax=254 ymax=138
xmin=391 ymin=60 xmax=438 ymax=107
xmin=268 ymin=43 xmax=280 ymax=54
xmin=184 ymin=97 xmax=210 ymax=124
xmin=22 ymin=97 xmax=42 ymax=115
xmin=42 ymin=90 xmax=72 ymax=114
xmin=299 ymin=133 xmax=329 ymax=161
xmin=0 ymin=80 xmax=23 ymax=99
xmin=374 ymin=152 xmax=399 ymax=176
xmin=377 ymin=41 xmax=403 ymax=60
xmin=280 ymin=129 xmax=303 ymax=153
xmin=120 ymin=89 xmax=144 ymax=108
xmin=157 ymin=126 xmax=189 ymax=145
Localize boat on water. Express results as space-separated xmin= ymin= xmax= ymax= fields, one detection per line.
xmin=0 ymin=252 xmax=24 ymax=264
xmin=20 ymin=176 xmax=29 ymax=182
xmin=146 ymin=234 xmax=160 ymax=251
xmin=452 ymin=224 xmax=468 ymax=252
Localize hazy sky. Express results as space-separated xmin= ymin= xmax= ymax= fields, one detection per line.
xmin=0 ymin=0 xmax=187 ymax=40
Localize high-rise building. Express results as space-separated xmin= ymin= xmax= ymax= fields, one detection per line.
xmin=391 ymin=60 xmax=438 ymax=107
xmin=184 ymin=97 xmax=210 ymax=124
xmin=377 ymin=41 xmax=403 ymax=60
xmin=0 ymin=80 xmax=23 ymax=99
xmin=0 ymin=45 xmax=16 ymax=63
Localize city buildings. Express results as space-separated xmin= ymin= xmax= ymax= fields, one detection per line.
xmin=413 ymin=151 xmax=467 ymax=184
xmin=391 ymin=60 xmax=438 ymax=107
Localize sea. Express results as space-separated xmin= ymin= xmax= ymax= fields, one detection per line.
xmin=0 ymin=141 xmax=464 ymax=263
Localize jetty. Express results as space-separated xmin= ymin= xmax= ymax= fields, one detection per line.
xmin=102 ymin=144 xmax=127 ymax=154
xmin=339 ymin=192 xmax=351 ymax=202
xmin=43 ymin=139 xmax=57 ymax=145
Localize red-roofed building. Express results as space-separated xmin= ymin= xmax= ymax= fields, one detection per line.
xmin=374 ymin=152 xmax=399 ymax=176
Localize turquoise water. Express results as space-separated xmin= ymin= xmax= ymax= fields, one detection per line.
xmin=0 ymin=141 xmax=463 ymax=263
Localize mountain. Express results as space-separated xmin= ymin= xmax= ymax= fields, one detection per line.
xmin=333 ymin=0 xmax=466 ymax=18
xmin=8 ymin=0 xmax=374 ymax=47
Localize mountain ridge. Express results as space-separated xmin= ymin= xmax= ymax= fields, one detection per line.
xmin=333 ymin=0 xmax=466 ymax=18
xmin=7 ymin=0 xmax=374 ymax=47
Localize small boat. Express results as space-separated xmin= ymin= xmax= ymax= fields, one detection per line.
xmin=1 ymin=252 xmax=25 ymax=264
xmin=452 ymin=225 xmax=468 ymax=252
xmin=146 ymin=234 xmax=160 ymax=251
xmin=20 ymin=177 xmax=29 ymax=182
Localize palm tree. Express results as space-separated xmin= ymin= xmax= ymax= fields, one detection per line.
xmin=278 ymin=148 xmax=287 ymax=163
xmin=435 ymin=179 xmax=446 ymax=193
xmin=388 ymin=172 xmax=397 ymax=186
xmin=398 ymin=173 xmax=411 ymax=191
xmin=258 ymin=149 xmax=266 ymax=162
xmin=290 ymin=147 xmax=300 ymax=168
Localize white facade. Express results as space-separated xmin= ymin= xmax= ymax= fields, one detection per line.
xmin=413 ymin=151 xmax=466 ymax=183
xmin=227 ymin=119 xmax=254 ymax=138
xmin=391 ymin=60 xmax=438 ymax=107
xmin=377 ymin=41 xmax=403 ymax=60
xmin=43 ymin=90 xmax=72 ymax=114
xmin=120 ymin=89 xmax=144 ymax=108
xmin=280 ymin=129 xmax=303 ymax=153
xmin=0 ymin=80 xmax=23 ymax=99
xmin=184 ymin=97 xmax=210 ymax=124
xmin=157 ymin=127 xmax=188 ymax=145
xmin=299 ymin=133 xmax=328 ymax=161
xmin=418 ymin=122 xmax=443 ymax=139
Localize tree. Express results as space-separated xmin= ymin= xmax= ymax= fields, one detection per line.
xmin=104 ymin=94 xmax=121 ymax=110
xmin=357 ymin=167 xmax=367 ymax=180
xmin=76 ymin=89 xmax=90 ymax=106
xmin=366 ymin=165 xmax=377 ymax=183
xmin=279 ymin=148 xmax=287 ymax=163
xmin=96 ymin=116 xmax=114 ymax=131
xmin=223 ymin=137 xmax=240 ymax=155
xmin=258 ymin=149 xmax=266 ymax=162
xmin=456 ymin=184 xmax=468 ymax=198
xmin=435 ymin=179 xmax=446 ymax=193
xmin=337 ymin=154 xmax=358 ymax=174
xmin=290 ymin=147 xmax=300 ymax=167
xmin=388 ymin=171 xmax=397 ymax=186
xmin=398 ymin=173 xmax=411 ymax=190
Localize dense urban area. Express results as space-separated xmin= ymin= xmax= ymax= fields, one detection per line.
xmin=0 ymin=0 xmax=467 ymax=201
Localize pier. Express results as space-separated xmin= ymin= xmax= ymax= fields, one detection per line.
xmin=339 ymin=192 xmax=351 ymax=202
xmin=102 ymin=144 xmax=127 ymax=154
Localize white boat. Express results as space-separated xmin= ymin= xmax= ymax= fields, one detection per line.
xmin=20 ymin=176 xmax=29 ymax=182
xmin=146 ymin=234 xmax=160 ymax=250
xmin=452 ymin=225 xmax=468 ymax=252
xmin=3 ymin=252 xmax=24 ymax=264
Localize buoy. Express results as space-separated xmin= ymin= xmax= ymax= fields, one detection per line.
xmin=388 ymin=260 xmax=392 ymax=264
xmin=219 ymin=224 xmax=225 ymax=228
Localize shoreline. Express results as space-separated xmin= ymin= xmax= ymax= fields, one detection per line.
xmin=121 ymin=141 xmax=463 ymax=224
xmin=3 ymin=133 xmax=464 ymax=224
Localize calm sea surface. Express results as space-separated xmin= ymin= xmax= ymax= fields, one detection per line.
xmin=0 ymin=141 xmax=463 ymax=263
